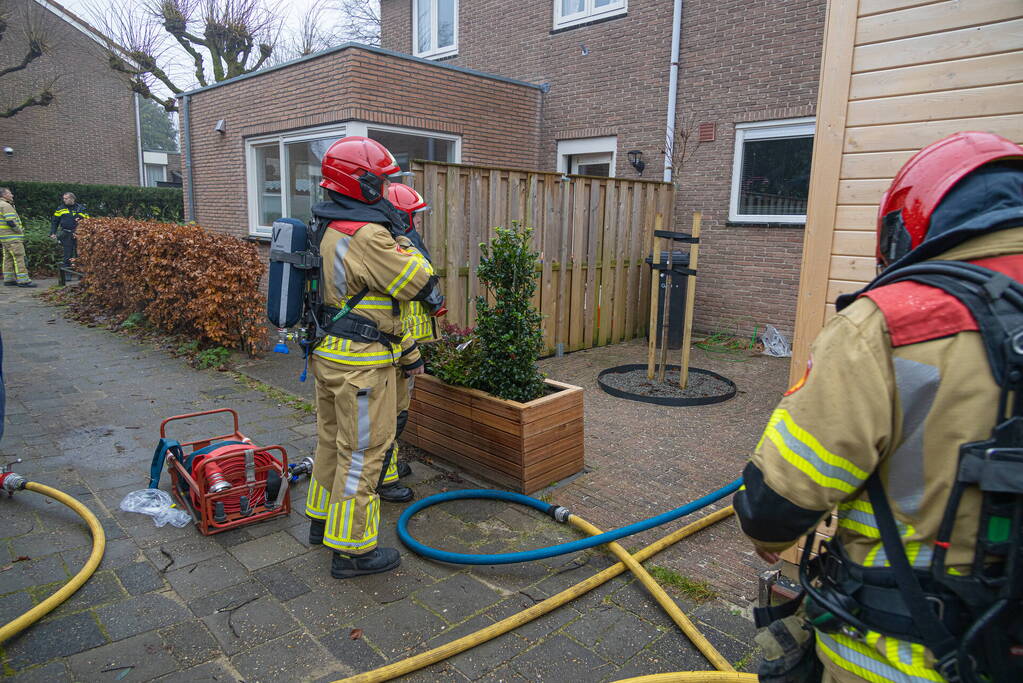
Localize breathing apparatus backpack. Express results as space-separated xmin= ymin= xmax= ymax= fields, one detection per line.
xmin=764 ymin=260 xmax=1023 ymax=683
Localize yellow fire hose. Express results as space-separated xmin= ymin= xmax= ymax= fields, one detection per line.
xmin=333 ymin=505 xmax=757 ymax=683
xmin=0 ymin=481 xmax=107 ymax=644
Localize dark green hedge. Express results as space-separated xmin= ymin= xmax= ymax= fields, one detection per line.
xmin=0 ymin=181 xmax=183 ymax=222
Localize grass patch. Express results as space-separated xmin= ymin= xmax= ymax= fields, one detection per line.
xmin=648 ymin=564 xmax=719 ymax=603
xmin=230 ymin=372 xmax=315 ymax=414
xmin=733 ymin=648 xmax=759 ymax=672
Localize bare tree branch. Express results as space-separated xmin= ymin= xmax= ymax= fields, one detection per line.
xmin=664 ymin=108 xmax=702 ymax=187
xmin=336 ymin=0 xmax=380 ymax=46
xmin=86 ymin=0 xmax=285 ymax=112
xmin=0 ymin=0 xmax=57 ymax=119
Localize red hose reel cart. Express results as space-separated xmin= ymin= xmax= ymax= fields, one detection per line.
xmin=160 ymin=408 xmax=291 ymax=535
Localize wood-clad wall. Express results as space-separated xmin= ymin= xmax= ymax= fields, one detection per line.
xmin=791 ymin=0 xmax=1023 ymax=382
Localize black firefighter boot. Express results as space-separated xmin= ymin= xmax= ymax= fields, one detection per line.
xmin=396 ymin=461 xmax=412 ymax=478
xmin=378 ymin=483 xmax=414 ymax=503
xmin=308 ymin=518 xmax=326 ymax=545
xmin=331 ymin=547 xmax=401 ymax=579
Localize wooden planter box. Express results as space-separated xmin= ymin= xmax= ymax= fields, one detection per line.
xmin=404 ymin=375 xmax=584 ymax=494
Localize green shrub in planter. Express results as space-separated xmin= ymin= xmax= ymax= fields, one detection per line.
xmin=469 ymin=222 xmax=546 ymax=402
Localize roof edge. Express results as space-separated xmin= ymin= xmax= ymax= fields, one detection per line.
xmin=178 ymin=43 xmax=544 ymax=98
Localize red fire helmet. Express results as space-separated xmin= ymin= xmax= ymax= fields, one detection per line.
xmin=386 ymin=183 xmax=429 ymax=229
xmin=320 ymin=136 xmax=405 ymax=204
xmin=877 ymin=131 xmax=1023 ymax=266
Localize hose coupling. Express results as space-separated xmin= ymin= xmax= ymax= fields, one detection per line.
xmin=0 ymin=471 xmax=28 ymax=493
xmin=552 ymin=506 xmax=571 ymax=523
xmin=289 ymin=456 xmax=314 ymax=482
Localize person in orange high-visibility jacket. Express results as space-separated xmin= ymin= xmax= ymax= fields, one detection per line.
xmin=736 ymin=132 xmax=1023 ymax=682
xmin=304 ymin=137 xmax=444 ymax=579
xmin=377 ymin=183 xmax=439 ymax=496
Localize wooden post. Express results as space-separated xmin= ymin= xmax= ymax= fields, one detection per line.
xmin=646 ymin=214 xmax=663 ymax=379
xmin=679 ymin=212 xmax=702 ymax=389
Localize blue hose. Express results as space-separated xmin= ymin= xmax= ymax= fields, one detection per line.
xmin=396 ymin=478 xmax=743 ymax=565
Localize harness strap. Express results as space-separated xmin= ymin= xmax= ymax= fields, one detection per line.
xmin=865 ymin=473 xmax=960 ymax=668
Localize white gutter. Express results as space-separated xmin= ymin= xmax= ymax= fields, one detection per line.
xmin=663 ymin=0 xmax=683 ymax=183
xmin=134 ymin=94 xmax=145 ymax=185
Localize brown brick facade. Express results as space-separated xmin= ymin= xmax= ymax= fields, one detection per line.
xmin=0 ymin=0 xmax=140 ymax=187
xmin=182 ymin=46 xmax=542 ymax=238
xmin=381 ymin=0 xmax=826 ymax=337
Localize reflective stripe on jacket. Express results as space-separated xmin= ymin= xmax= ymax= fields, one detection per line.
xmin=737 ymin=227 xmax=1023 ymax=682
xmin=0 ymin=199 xmax=22 ymax=240
xmin=312 ymin=220 xmax=433 ymax=368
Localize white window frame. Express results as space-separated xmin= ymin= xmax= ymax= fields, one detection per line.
xmin=245 ymin=123 xmax=462 ymax=236
xmin=729 ymin=117 xmax=815 ymax=224
xmin=553 ymin=0 xmax=626 ymax=30
xmin=412 ymin=0 xmax=458 ymax=59
xmin=557 ymin=136 xmax=617 ymax=177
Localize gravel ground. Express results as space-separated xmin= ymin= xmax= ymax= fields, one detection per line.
xmin=599 ymin=367 xmax=734 ymax=399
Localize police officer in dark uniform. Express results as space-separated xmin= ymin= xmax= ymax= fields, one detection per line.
xmin=50 ymin=192 xmax=89 ymax=272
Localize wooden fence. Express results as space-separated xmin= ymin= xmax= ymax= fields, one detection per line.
xmin=410 ymin=161 xmax=676 ymax=354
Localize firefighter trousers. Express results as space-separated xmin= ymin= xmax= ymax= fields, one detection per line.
xmin=380 ymin=368 xmax=415 ymax=486
xmin=1 ymin=239 xmax=29 ymax=283
xmin=305 ymin=356 xmax=396 ymax=554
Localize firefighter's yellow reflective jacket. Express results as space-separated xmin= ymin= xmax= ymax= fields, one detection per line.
xmin=736 ymin=227 xmax=1023 ymax=682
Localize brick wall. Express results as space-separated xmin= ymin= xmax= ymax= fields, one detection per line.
xmin=0 ymin=0 xmax=140 ymax=187
xmin=380 ymin=0 xmax=826 ymax=337
xmin=182 ymin=45 xmax=542 ymax=237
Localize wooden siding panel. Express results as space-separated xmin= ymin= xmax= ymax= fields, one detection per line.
xmin=849 ymin=51 xmax=1023 ymax=100
xmin=847 ymin=82 xmax=1023 ymax=126
xmin=853 ymin=19 xmax=1023 ymax=72
xmin=832 ymin=230 xmax=876 ymax=257
xmin=845 ymin=114 xmax=1023 ymax=153
xmin=840 ymin=150 xmax=916 ymax=179
xmin=855 ymin=0 xmax=1022 ymax=45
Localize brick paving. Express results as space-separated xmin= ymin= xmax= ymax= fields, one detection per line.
xmin=1 ymin=282 xmax=762 ymax=681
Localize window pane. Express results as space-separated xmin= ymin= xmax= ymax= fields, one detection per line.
xmin=368 ymin=129 xmax=455 ymax=171
xmin=438 ymin=0 xmax=455 ymax=48
xmin=594 ymin=0 xmax=618 ymax=7
xmin=577 ymin=162 xmax=610 ymax=177
xmin=255 ymin=144 xmax=282 ymax=226
xmin=562 ymin=0 xmax=585 ymax=16
xmin=738 ymin=136 xmax=812 ymax=216
xmin=417 ymin=0 xmax=432 ymax=52
xmin=286 ymin=138 xmax=333 ymax=222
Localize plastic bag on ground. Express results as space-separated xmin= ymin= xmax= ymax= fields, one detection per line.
xmin=761 ymin=325 xmax=792 ymax=358
xmin=120 ymin=489 xmax=192 ymax=528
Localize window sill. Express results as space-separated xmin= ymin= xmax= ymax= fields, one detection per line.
xmin=551 ymin=12 xmax=627 ymax=34
xmin=726 ymin=221 xmax=806 ymax=229
xmin=414 ymin=49 xmax=459 ymax=61
xmin=245 ymin=234 xmax=271 ymax=243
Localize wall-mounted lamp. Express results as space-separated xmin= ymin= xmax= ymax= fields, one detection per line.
xmin=627 ymin=150 xmax=645 ymax=176
xmin=214 ymin=119 xmax=227 ymax=134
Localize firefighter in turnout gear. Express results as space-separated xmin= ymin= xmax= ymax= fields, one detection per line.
xmin=0 ymin=188 xmax=35 ymax=288
xmin=736 ymin=132 xmax=1023 ymax=683
xmin=378 ymin=183 xmax=439 ymax=494
xmin=50 ymin=192 xmax=89 ymax=271
xmin=304 ymin=136 xmax=444 ymax=578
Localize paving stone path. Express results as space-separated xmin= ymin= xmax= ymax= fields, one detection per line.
xmin=0 ymin=283 xmax=759 ymax=681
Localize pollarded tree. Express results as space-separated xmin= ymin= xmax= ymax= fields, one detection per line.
xmin=0 ymin=0 xmax=57 ymax=119
xmin=91 ymin=0 xmax=282 ymax=111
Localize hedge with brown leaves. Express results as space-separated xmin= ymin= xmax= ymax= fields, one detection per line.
xmin=75 ymin=218 xmax=266 ymax=353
